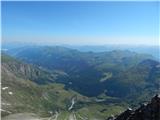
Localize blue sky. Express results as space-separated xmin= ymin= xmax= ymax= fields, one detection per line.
xmin=2 ymin=1 xmax=159 ymax=45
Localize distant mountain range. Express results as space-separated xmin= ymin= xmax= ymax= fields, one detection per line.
xmin=5 ymin=46 xmax=159 ymax=97
xmin=66 ymin=45 xmax=160 ymax=60
xmin=2 ymin=43 xmax=159 ymax=59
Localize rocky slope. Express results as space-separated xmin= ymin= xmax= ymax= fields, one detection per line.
xmin=108 ymin=94 xmax=160 ymax=120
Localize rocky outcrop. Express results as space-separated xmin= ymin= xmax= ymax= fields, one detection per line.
xmin=108 ymin=94 xmax=160 ymax=120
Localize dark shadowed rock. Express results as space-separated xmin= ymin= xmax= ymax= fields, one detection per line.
xmin=113 ymin=94 xmax=160 ymax=120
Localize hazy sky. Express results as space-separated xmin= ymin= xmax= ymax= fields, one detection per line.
xmin=2 ymin=1 xmax=159 ymax=45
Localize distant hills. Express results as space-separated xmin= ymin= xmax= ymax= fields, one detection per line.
xmin=5 ymin=46 xmax=159 ymax=97
xmin=66 ymin=45 xmax=159 ymax=60
xmin=3 ymin=43 xmax=159 ymax=59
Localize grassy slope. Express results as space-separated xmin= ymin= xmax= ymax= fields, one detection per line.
xmin=1 ymin=53 xmax=126 ymax=120
xmin=2 ymin=65 xmax=125 ymax=119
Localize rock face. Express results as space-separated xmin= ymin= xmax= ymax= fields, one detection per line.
xmin=111 ymin=95 xmax=160 ymax=120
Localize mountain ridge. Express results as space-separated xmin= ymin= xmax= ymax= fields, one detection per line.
xmin=107 ymin=94 xmax=160 ymax=120
xmin=4 ymin=46 xmax=157 ymax=98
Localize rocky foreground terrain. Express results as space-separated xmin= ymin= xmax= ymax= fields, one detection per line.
xmin=108 ymin=94 xmax=160 ymax=120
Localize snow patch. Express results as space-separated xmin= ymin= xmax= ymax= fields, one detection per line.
xmin=8 ymin=92 xmax=13 ymax=95
xmin=2 ymin=87 xmax=9 ymax=90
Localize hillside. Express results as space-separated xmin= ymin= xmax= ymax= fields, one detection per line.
xmin=1 ymin=52 xmax=68 ymax=84
xmin=107 ymin=94 xmax=160 ymax=120
xmin=1 ymin=53 xmax=126 ymax=120
xmin=5 ymin=46 xmax=159 ymax=100
xmin=1 ymin=54 xmax=86 ymax=116
xmin=2 ymin=46 xmax=160 ymax=119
